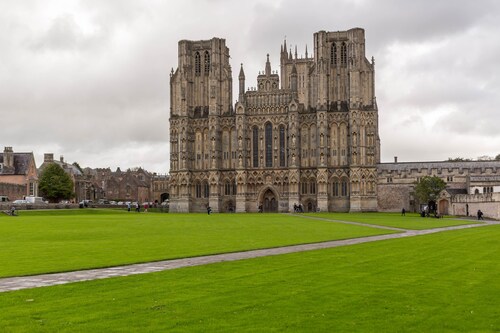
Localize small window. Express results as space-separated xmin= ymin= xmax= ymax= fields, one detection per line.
xmin=195 ymin=52 xmax=201 ymax=76
xmin=341 ymin=42 xmax=347 ymax=66
xmin=204 ymin=51 xmax=210 ymax=75
xmin=330 ymin=43 xmax=337 ymax=65
xmin=387 ymin=177 xmax=393 ymax=183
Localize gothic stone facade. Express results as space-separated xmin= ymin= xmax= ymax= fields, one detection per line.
xmin=378 ymin=159 xmax=500 ymax=219
xmin=169 ymin=29 xmax=380 ymax=213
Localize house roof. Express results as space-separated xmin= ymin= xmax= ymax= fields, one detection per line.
xmin=0 ymin=152 xmax=35 ymax=176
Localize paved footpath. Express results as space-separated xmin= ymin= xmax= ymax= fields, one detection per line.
xmin=0 ymin=218 xmax=498 ymax=293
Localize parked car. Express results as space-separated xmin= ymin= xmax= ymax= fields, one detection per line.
xmin=25 ymin=196 xmax=48 ymax=204
xmin=13 ymin=199 xmax=28 ymax=204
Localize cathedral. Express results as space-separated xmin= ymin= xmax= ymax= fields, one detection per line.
xmin=169 ymin=28 xmax=380 ymax=213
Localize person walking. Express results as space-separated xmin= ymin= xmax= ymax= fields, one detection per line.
xmin=401 ymin=208 xmax=406 ymax=216
xmin=477 ymin=209 xmax=484 ymax=220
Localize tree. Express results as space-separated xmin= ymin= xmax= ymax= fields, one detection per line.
xmin=447 ymin=157 xmax=472 ymax=162
xmin=414 ymin=176 xmax=446 ymax=206
xmin=39 ymin=163 xmax=74 ymax=203
xmin=495 ymin=154 xmax=500 ymax=161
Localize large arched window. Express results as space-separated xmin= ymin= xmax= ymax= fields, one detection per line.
xmin=279 ymin=125 xmax=286 ymax=167
xmin=341 ymin=42 xmax=347 ymax=66
xmin=265 ymin=122 xmax=273 ymax=167
xmin=195 ymin=52 xmax=201 ymax=76
xmin=341 ymin=177 xmax=349 ymax=196
xmin=332 ymin=177 xmax=340 ymax=196
xmin=195 ymin=182 xmax=202 ymax=198
xmin=330 ymin=43 xmax=337 ymax=65
xmin=252 ymin=126 xmax=259 ymax=167
xmin=203 ymin=182 xmax=210 ymax=198
xmin=204 ymin=51 xmax=210 ymax=75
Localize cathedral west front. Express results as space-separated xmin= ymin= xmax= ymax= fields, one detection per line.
xmin=169 ymin=28 xmax=380 ymax=213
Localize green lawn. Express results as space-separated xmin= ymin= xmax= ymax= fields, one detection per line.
xmin=307 ymin=212 xmax=480 ymax=229
xmin=0 ymin=209 xmax=394 ymax=278
xmin=0 ymin=225 xmax=498 ymax=332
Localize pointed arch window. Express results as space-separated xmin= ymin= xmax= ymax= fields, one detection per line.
xmin=203 ymin=182 xmax=210 ymax=198
xmin=279 ymin=125 xmax=286 ymax=167
xmin=330 ymin=43 xmax=337 ymax=65
xmin=341 ymin=42 xmax=347 ymax=66
xmin=253 ymin=126 xmax=259 ymax=167
xmin=265 ymin=122 xmax=273 ymax=167
xmin=341 ymin=178 xmax=349 ymax=196
xmin=195 ymin=182 xmax=202 ymax=198
xmin=195 ymin=52 xmax=201 ymax=76
xmin=204 ymin=51 xmax=210 ymax=75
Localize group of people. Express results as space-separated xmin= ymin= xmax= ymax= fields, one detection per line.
xmin=127 ymin=202 xmax=149 ymax=213
xmin=293 ymin=203 xmax=304 ymax=213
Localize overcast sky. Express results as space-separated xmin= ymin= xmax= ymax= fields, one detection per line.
xmin=1 ymin=0 xmax=499 ymax=173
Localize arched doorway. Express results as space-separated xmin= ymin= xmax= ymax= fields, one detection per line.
xmin=160 ymin=193 xmax=169 ymax=203
xmin=438 ymin=199 xmax=449 ymax=215
xmin=262 ymin=188 xmax=278 ymax=212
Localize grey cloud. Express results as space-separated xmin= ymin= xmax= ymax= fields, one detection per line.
xmin=1 ymin=0 xmax=500 ymax=170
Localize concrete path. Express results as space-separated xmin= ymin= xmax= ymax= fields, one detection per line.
xmin=0 ymin=219 xmax=498 ymax=293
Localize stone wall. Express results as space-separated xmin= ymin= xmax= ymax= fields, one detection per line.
xmin=451 ymin=193 xmax=500 ymax=220
xmin=0 ymin=182 xmax=26 ymax=201
xmin=377 ymin=184 xmax=412 ymax=212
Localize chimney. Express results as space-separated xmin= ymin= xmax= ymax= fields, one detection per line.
xmin=3 ymin=147 xmax=14 ymax=173
xmin=60 ymin=155 xmax=64 ymax=163
xmin=394 ymin=156 xmax=398 ymax=163
xmin=44 ymin=153 xmax=54 ymax=163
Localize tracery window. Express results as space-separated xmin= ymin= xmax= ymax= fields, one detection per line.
xmin=279 ymin=125 xmax=286 ymax=167
xmin=341 ymin=178 xmax=349 ymax=196
xmin=265 ymin=122 xmax=273 ymax=167
xmin=301 ymin=181 xmax=308 ymax=194
xmin=204 ymin=51 xmax=210 ymax=75
xmin=195 ymin=182 xmax=202 ymax=198
xmin=310 ymin=181 xmax=316 ymax=195
xmin=341 ymin=42 xmax=347 ymax=66
xmin=203 ymin=182 xmax=210 ymax=198
xmin=333 ymin=179 xmax=339 ymax=197
xmin=330 ymin=43 xmax=337 ymax=65
xmin=253 ymin=127 xmax=259 ymax=167
xmin=195 ymin=52 xmax=201 ymax=76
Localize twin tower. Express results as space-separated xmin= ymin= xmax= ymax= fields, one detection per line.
xmin=169 ymin=28 xmax=380 ymax=213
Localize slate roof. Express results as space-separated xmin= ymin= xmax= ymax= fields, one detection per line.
xmin=0 ymin=153 xmax=34 ymax=175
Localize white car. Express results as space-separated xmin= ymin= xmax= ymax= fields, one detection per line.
xmin=13 ymin=199 xmax=28 ymax=204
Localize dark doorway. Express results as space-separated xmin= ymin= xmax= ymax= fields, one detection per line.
xmin=262 ymin=189 xmax=278 ymax=212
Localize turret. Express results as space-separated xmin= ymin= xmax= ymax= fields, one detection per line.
xmin=290 ymin=63 xmax=298 ymax=92
xmin=238 ymin=63 xmax=245 ymax=102
xmin=265 ymin=54 xmax=271 ymax=76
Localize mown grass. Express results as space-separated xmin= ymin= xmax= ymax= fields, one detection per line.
xmin=307 ymin=212 xmax=479 ymax=229
xmin=0 ymin=209 xmax=394 ymax=278
xmin=0 ymin=225 xmax=498 ymax=332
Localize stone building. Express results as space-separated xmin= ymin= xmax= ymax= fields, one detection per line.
xmin=151 ymin=173 xmax=170 ymax=203
xmin=169 ymin=28 xmax=380 ymax=212
xmin=39 ymin=153 xmax=95 ymax=202
xmin=87 ymin=167 xmax=152 ymax=203
xmin=0 ymin=146 xmax=38 ymax=200
xmin=377 ymin=158 xmax=500 ymax=219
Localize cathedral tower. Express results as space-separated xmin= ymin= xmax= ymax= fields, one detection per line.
xmin=169 ymin=29 xmax=379 ymax=213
